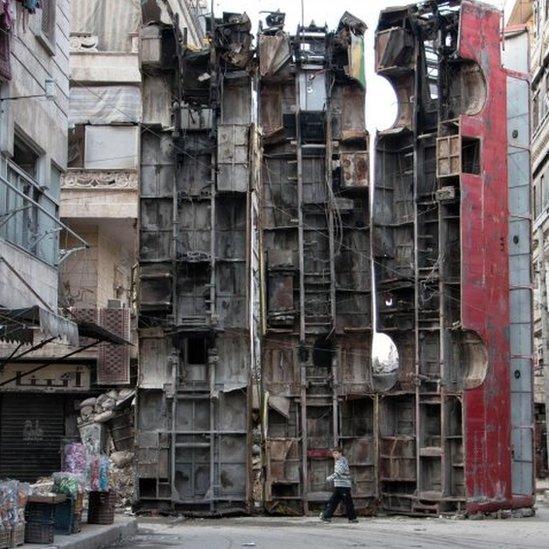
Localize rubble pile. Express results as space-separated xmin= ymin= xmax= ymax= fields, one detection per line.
xmin=76 ymin=389 xmax=135 ymax=509
xmin=109 ymin=451 xmax=134 ymax=509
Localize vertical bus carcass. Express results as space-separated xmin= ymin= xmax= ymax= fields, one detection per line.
xmin=258 ymin=12 xmax=374 ymax=515
xmin=372 ymin=0 xmax=534 ymax=515
xmin=136 ymin=11 xmax=259 ymax=514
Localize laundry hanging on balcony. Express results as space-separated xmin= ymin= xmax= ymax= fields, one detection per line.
xmin=16 ymin=0 xmax=40 ymax=14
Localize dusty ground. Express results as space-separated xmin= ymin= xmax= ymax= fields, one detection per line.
xmin=116 ymin=506 xmax=549 ymax=549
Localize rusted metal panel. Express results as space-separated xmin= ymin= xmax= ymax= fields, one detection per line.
xmin=216 ymin=334 xmax=249 ymax=390
xmin=258 ymin=33 xmax=291 ymax=77
xmin=340 ymin=152 xmax=369 ymax=189
xmin=175 ymin=263 xmax=210 ymax=324
xmin=265 ymin=439 xmax=301 ymax=496
xmin=142 ymin=74 xmax=172 ymax=128
xmin=436 ymin=135 xmax=461 ymax=178
xmin=139 ymin=330 xmax=171 ymax=389
xmin=457 ymin=1 xmax=515 ymax=512
xmin=177 ymin=201 xmax=211 ymax=261
xmin=180 ymin=104 xmax=213 ymax=130
xmin=263 ymin=337 xmax=300 ymax=396
xmin=260 ymin=86 xmax=283 ymax=137
xmin=217 ymin=262 xmax=247 ymax=327
xmin=221 ymin=78 xmax=252 ymax=125
xmin=340 ymin=87 xmax=367 ymax=142
xmin=268 ymin=273 xmax=294 ymax=315
xmin=217 ymin=124 xmax=249 ymax=193
xmin=137 ymin=431 xmax=169 ymax=479
xmin=338 ymin=338 xmax=372 ymax=394
xmin=375 ymin=26 xmax=414 ymax=73
xmin=139 ymin=263 xmax=173 ymax=313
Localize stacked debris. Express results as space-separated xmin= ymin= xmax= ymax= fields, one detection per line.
xmin=77 ymin=389 xmax=134 ymax=425
xmin=77 ymin=389 xmax=135 ymax=509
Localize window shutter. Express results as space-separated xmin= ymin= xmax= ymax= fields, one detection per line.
xmin=0 ymin=20 xmax=12 ymax=81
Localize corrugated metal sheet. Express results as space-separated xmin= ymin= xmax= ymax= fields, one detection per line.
xmin=142 ymin=76 xmax=172 ymax=128
xmin=217 ymin=125 xmax=249 ymax=192
xmin=0 ymin=394 xmax=65 ymax=481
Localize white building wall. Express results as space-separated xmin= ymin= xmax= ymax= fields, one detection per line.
xmin=0 ymin=1 xmax=70 ymax=310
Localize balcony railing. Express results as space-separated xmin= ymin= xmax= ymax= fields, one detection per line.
xmin=0 ymin=161 xmax=88 ymax=266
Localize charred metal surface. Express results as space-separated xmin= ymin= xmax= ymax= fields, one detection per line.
xmin=259 ymin=12 xmax=373 ymax=515
xmin=136 ymin=8 xmax=258 ymax=514
xmin=135 ymin=0 xmax=533 ymax=518
xmin=372 ymin=0 xmax=534 ymax=515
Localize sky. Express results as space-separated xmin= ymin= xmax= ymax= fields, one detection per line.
xmin=214 ymin=0 xmax=511 ymax=133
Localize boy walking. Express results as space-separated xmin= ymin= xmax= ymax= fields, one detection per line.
xmin=319 ymin=447 xmax=358 ymax=523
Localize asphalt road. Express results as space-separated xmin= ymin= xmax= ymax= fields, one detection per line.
xmin=115 ymin=507 xmax=549 ymax=549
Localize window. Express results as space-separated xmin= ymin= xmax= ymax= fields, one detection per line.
xmin=535 ymin=181 xmax=542 ymax=219
xmin=539 ymin=176 xmax=544 ymax=217
xmin=49 ymin=164 xmax=62 ymax=200
xmin=534 ymin=92 xmax=540 ymax=130
xmin=544 ymin=74 xmax=549 ymax=121
xmin=68 ymin=125 xmax=85 ymax=168
xmin=462 ymin=137 xmax=481 ymax=175
xmin=539 ymin=175 xmax=549 ymax=211
xmin=13 ymin=138 xmax=39 ymax=179
xmin=40 ymin=0 xmax=56 ymax=47
xmin=0 ymin=136 xmax=60 ymax=265
xmin=187 ymin=337 xmax=207 ymax=365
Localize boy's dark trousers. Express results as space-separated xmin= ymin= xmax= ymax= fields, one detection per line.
xmin=323 ymin=487 xmax=357 ymax=520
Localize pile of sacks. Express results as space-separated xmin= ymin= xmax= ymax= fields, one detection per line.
xmin=77 ymin=388 xmax=134 ymax=425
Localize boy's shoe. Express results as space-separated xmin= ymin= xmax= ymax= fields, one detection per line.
xmin=348 ymin=518 xmax=359 ymax=523
xmin=319 ymin=512 xmax=331 ymax=523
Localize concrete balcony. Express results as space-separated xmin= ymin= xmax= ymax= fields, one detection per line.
xmin=60 ymin=169 xmax=138 ymax=220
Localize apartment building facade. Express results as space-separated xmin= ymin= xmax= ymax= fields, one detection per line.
xmin=0 ymin=0 xmax=83 ymax=480
xmin=0 ymin=0 xmax=203 ymax=481
xmin=531 ymin=0 xmax=549 ymax=478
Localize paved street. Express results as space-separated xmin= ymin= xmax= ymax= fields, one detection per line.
xmin=116 ymin=507 xmax=549 ymax=549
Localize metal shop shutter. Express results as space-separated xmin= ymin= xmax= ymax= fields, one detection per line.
xmin=0 ymin=394 xmax=65 ymax=481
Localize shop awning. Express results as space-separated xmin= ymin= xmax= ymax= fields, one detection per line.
xmin=0 ymin=306 xmax=131 ymax=347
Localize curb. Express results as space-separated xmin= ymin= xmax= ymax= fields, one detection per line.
xmin=20 ymin=516 xmax=137 ymax=549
